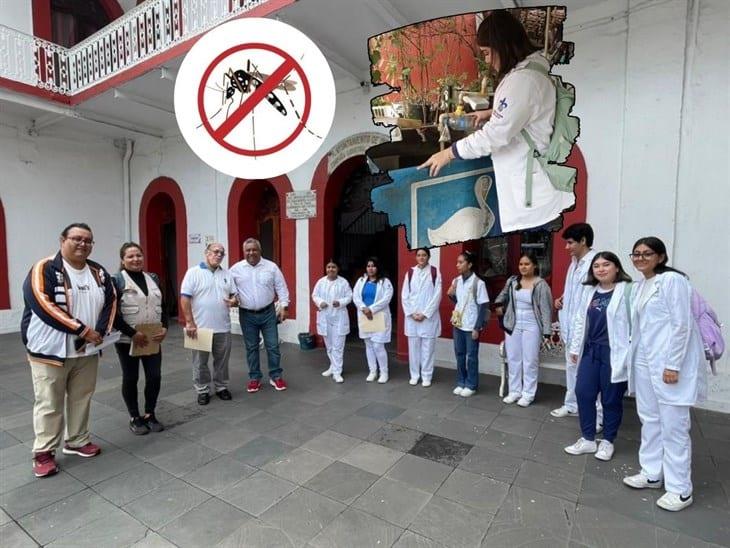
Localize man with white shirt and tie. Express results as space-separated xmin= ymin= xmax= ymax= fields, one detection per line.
xmin=230 ymin=238 xmax=290 ymax=393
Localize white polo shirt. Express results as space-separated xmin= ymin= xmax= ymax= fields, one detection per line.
xmin=230 ymin=258 xmax=289 ymax=311
xmin=454 ymin=273 xmax=490 ymax=332
xmin=180 ymin=263 xmax=235 ymax=333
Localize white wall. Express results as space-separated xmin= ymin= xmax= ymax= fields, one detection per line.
xmin=0 ymin=0 xmax=33 ymax=34
xmin=0 ymin=112 xmax=125 ymax=333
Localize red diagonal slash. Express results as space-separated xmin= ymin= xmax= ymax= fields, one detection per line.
xmin=212 ymin=57 xmax=296 ymax=141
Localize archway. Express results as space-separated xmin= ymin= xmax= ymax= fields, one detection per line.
xmin=227 ymin=176 xmax=296 ymax=317
xmin=139 ymin=177 xmax=188 ymax=319
xmin=0 ymin=199 xmax=9 ymax=310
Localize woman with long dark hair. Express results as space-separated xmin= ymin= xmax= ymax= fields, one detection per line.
xmin=352 ymin=257 xmax=394 ymax=383
xmin=494 ymin=252 xmax=553 ymax=407
xmin=622 ymin=237 xmax=706 ymax=511
xmin=419 ymin=10 xmax=574 ymax=232
xmin=563 ymin=252 xmax=632 ymax=461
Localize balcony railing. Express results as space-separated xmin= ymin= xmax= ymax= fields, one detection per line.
xmin=0 ymin=0 xmax=277 ymax=96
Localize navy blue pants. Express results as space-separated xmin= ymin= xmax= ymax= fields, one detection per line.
xmin=575 ymin=343 xmax=627 ymax=442
xmin=453 ymin=328 xmax=479 ymax=390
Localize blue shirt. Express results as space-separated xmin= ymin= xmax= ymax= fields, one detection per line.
xmin=585 ymin=288 xmax=613 ymax=347
xmin=362 ymin=281 xmax=377 ymax=307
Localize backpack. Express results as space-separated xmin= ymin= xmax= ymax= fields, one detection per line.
xmin=520 ymin=61 xmax=579 ymax=207
xmin=407 ymin=265 xmax=437 ymax=291
xmin=690 ymin=288 xmax=725 ymax=374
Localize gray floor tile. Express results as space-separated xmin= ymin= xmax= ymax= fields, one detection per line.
xmin=266 ymin=421 xmax=325 ymax=447
xmin=158 ymin=497 xmax=251 ymax=548
xmin=490 ymin=415 xmax=543 ymax=439
xmin=262 ymin=447 xmax=333 ymax=484
xmin=356 ymin=402 xmax=406 ymax=422
xmin=499 ymin=400 xmax=553 ymax=421
xmin=368 ymin=423 xmax=425 ymax=453
xmin=148 ymin=442 xmax=221 ymax=477
xmin=353 ymin=477 xmax=432 ymax=528
xmin=408 ymin=433 xmax=473 ymax=467
xmin=93 ymin=462 xmax=174 ymax=506
xmin=309 ymin=508 xmax=403 ymax=548
xmin=525 ymin=439 xmax=588 ymax=475
xmin=46 ymin=508 xmax=147 ymax=547
xmin=260 ymin=487 xmax=346 ymax=544
xmin=63 ymin=449 xmax=143 ymax=486
xmin=0 ymin=444 xmax=31 ymax=470
xmin=0 ymin=430 xmax=21 ymax=450
xmin=385 ymin=454 xmax=453 ymax=493
xmin=304 ymin=461 xmax=379 ymax=504
xmin=391 ymin=409 xmax=441 ymax=433
xmin=0 ymin=522 xmax=39 ymax=547
xmin=181 ymin=455 xmax=256 ymax=494
xmin=408 ymin=396 xmax=463 ymax=417
xmin=579 ymin=473 xmax=659 ymax=525
xmin=0 ymin=461 xmax=36 ymax=494
xmin=514 ymin=460 xmax=583 ymax=503
xmin=301 ymin=430 xmax=361 ymax=459
xmin=122 ymin=478 xmax=210 ymax=529
xmin=171 ymin=416 xmax=231 ymax=440
xmin=229 ymin=435 xmax=294 ymax=467
xmin=569 ymin=505 xmax=658 ymax=548
xmin=218 ymin=470 xmax=296 ymax=517
xmin=655 ymin=526 xmax=724 ymax=548
xmin=331 ymin=415 xmax=386 ymax=440
xmin=238 ymin=412 xmax=290 ymax=433
xmin=393 ymin=530 xmax=446 ymax=548
xmin=130 ymin=531 xmax=178 ymax=548
xmin=446 ymin=404 xmax=498 ymax=427
xmin=216 ymin=520 xmax=299 ymax=548
xmin=198 ymin=425 xmax=260 ymax=453
xmin=458 ymin=445 xmax=522 ymax=483
xmin=436 ymin=469 xmax=510 ymax=514
xmin=340 ymin=441 xmax=404 ymax=475
xmin=0 ymin=471 xmax=85 ymax=519
xmin=0 ymin=508 xmax=11 ymax=526
xmin=410 ymin=495 xmax=490 ymax=548
xmin=651 ymin=497 xmax=730 ymax=546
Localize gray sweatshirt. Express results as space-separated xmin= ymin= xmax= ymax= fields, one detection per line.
xmin=494 ymin=276 xmax=553 ymax=336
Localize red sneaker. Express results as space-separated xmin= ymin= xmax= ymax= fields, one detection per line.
xmin=247 ymin=379 xmax=262 ymax=393
xmin=33 ymin=451 xmax=58 ymax=478
xmin=270 ymin=378 xmax=287 ymax=391
xmin=62 ymin=442 xmax=101 ymax=458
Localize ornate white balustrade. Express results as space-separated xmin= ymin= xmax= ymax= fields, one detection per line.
xmin=0 ymin=0 xmax=274 ymax=96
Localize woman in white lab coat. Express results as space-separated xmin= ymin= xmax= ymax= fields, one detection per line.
xmin=419 ymin=10 xmax=574 ymax=232
xmin=563 ymin=252 xmax=632 ymax=462
xmin=312 ymin=260 xmax=352 ymax=383
xmin=352 ymin=257 xmax=394 ymax=383
xmin=401 ymin=248 xmax=442 ymax=387
xmin=622 ymin=237 xmax=707 ymax=512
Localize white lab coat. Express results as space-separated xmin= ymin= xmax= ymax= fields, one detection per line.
xmin=312 ymin=276 xmax=352 ymax=337
xmin=558 ymin=249 xmax=597 ymax=346
xmin=569 ymin=282 xmax=631 ymax=383
xmin=401 ymin=265 xmax=442 ymax=339
xmin=353 ymin=276 xmax=393 ymax=343
xmin=455 ymin=52 xmax=575 ymax=232
xmin=629 ymin=272 xmax=707 ymax=406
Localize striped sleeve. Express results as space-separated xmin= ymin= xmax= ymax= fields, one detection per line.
xmin=24 ymin=258 xmax=86 ymax=335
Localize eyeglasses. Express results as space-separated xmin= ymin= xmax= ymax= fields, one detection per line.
xmin=208 ymin=249 xmax=225 ymax=257
xmin=66 ymin=236 xmax=94 ymax=246
xmin=629 ymin=252 xmax=656 ymax=260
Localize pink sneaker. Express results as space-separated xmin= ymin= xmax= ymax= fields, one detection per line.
xmin=62 ymin=442 xmax=101 ymax=458
xmin=269 ymin=378 xmax=287 ymax=391
xmin=33 ymin=451 xmax=58 ymax=477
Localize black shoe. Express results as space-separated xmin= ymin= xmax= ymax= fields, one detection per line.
xmin=144 ymin=413 xmax=165 ymax=432
xmin=217 ymin=389 xmax=232 ymax=401
xmin=197 ymin=393 xmax=210 ymax=406
xmin=129 ymin=417 xmax=150 ymax=435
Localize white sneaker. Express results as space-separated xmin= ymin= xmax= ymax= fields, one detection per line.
xmin=596 ymin=422 xmax=604 ymax=434
xmin=409 ymin=378 xmax=419 ymax=386
xmin=421 ymin=380 xmax=431 ymax=387
xmin=378 ymin=374 xmax=389 ymax=384
xmin=656 ymin=492 xmax=693 ymax=512
xmin=564 ymin=437 xmax=597 ymax=455
xmin=366 ymin=372 xmax=377 ymax=382
xmin=594 ymin=440 xmax=614 ymax=461
xmin=460 ymin=388 xmax=475 ymax=397
xmin=516 ymin=397 xmax=532 ymax=407
xmin=502 ymin=393 xmax=520 ymax=404
xmin=453 ymin=386 xmax=464 ymax=396
xmin=551 ymin=406 xmax=578 ymax=418
xmin=623 ymin=472 xmax=663 ymax=490
xmin=321 ymin=368 xmax=333 ymax=377
xmin=333 ymin=374 xmax=344 ymax=383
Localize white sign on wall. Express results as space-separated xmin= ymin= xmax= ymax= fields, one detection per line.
xmin=286 ymin=190 xmax=316 ymax=219
xmin=327 ymin=132 xmax=388 ymax=175
xmin=188 ymin=233 xmax=202 ymax=244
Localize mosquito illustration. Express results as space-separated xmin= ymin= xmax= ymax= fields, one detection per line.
xmin=200 ymin=59 xmax=322 ymax=147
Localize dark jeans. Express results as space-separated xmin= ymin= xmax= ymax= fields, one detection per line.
xmin=114 ymin=343 xmax=162 ymax=418
xmin=453 ymin=328 xmax=479 ymax=390
xmin=576 ymin=342 xmax=627 ymax=442
xmin=239 ymin=305 xmax=282 ymax=380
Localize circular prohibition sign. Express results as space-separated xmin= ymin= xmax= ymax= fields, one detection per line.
xmin=197 ymin=43 xmax=312 ymax=157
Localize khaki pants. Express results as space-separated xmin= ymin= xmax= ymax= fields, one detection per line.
xmin=30 ymin=355 xmax=98 ymax=453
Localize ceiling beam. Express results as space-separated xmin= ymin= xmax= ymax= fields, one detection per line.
xmin=113 ymin=89 xmax=174 ymax=115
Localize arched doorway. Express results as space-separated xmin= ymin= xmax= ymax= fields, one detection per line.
xmin=227 ymin=176 xmax=296 ymax=317
xmin=0 ymin=199 xmax=10 ymax=310
xmin=139 ymin=177 xmax=188 ymax=319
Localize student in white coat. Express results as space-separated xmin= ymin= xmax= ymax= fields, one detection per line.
xmin=353 ymin=257 xmax=394 ymax=383
xmin=419 ymin=10 xmax=574 ymax=233
xmin=622 ymin=237 xmax=707 ymax=512
xmin=312 ymin=260 xmax=352 ymax=383
xmin=564 ymin=252 xmax=632 ymax=462
xmin=401 ymin=248 xmax=442 ymax=387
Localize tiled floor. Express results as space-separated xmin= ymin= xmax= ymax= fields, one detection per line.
xmin=0 ymin=331 xmax=728 ymax=547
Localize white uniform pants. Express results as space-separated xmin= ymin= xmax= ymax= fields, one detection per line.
xmin=408 ymin=337 xmax=435 ymax=382
xmin=323 ymin=334 xmax=346 ymax=375
xmin=364 ymin=339 xmax=388 ymax=375
xmin=505 ymin=321 xmax=541 ymax=401
xmin=634 ymin=359 xmax=692 ymax=496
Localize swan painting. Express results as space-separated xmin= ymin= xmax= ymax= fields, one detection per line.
xmin=427 ymin=175 xmax=495 ymax=246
